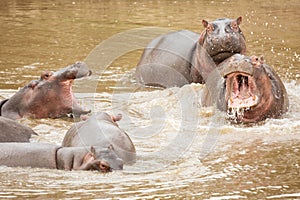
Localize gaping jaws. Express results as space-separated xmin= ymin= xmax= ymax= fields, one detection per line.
xmin=226 ymin=72 xmax=259 ymax=121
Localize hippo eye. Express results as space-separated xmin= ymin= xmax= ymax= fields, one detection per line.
xmin=225 ymin=25 xmax=232 ymax=33
xmin=99 ymin=161 xmax=111 ymax=172
xmin=44 ymin=73 xmax=52 ymax=79
xmin=41 ymin=71 xmax=53 ymax=80
xmin=230 ymin=22 xmax=239 ymax=32
xmin=100 ymin=164 xmax=106 ymax=168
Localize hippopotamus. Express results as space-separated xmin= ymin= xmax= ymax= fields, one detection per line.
xmin=0 ymin=61 xmax=91 ymax=120
xmin=62 ymin=112 xmax=136 ymax=164
xmin=0 ymin=116 xmax=37 ymax=142
xmin=0 ymin=143 xmax=123 ymax=172
xmin=136 ymin=17 xmax=246 ymax=88
xmin=201 ymin=54 xmax=289 ymax=123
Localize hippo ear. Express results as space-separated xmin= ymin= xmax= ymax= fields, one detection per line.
xmin=202 ymin=19 xmax=209 ymax=28
xmin=259 ymin=56 xmax=264 ymax=64
xmin=236 ymin=16 xmax=242 ymax=25
xmin=199 ymin=31 xmax=206 ymax=46
xmin=199 ymin=20 xmax=209 ymax=46
xmin=199 ymin=20 xmax=213 ymax=45
xmin=27 ymin=80 xmax=38 ymax=89
xmin=111 ymin=113 xmax=122 ymax=122
xmin=108 ymin=144 xmax=114 ymax=150
xmin=90 ymin=146 xmax=96 ymax=154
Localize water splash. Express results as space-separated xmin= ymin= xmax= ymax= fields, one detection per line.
xmin=226 ymin=107 xmax=250 ymax=122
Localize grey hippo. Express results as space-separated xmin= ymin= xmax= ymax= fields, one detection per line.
xmin=0 ymin=116 xmax=37 ymax=142
xmin=0 ymin=143 xmax=123 ymax=172
xmin=136 ymin=17 xmax=246 ymax=88
xmin=202 ymin=54 xmax=289 ymax=123
xmin=0 ymin=61 xmax=91 ymax=119
xmin=62 ymin=112 xmax=136 ymax=164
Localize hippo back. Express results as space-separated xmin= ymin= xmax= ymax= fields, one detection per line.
xmin=136 ymin=30 xmax=200 ymax=87
xmin=0 ymin=116 xmax=37 ymax=142
xmin=62 ymin=113 xmax=136 ymax=164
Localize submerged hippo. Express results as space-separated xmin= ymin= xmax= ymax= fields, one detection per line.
xmin=62 ymin=112 xmax=136 ymax=164
xmin=0 ymin=143 xmax=123 ymax=172
xmin=0 ymin=116 xmax=37 ymax=142
xmin=136 ymin=17 xmax=246 ymax=88
xmin=0 ymin=62 xmax=91 ymax=120
xmin=202 ymin=54 xmax=289 ymax=123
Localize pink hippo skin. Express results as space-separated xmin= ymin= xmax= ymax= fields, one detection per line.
xmin=0 ymin=62 xmax=91 ymax=119
xmin=202 ymin=54 xmax=289 ymax=123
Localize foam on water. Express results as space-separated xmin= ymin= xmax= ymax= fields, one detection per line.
xmin=0 ymin=81 xmax=299 ymax=198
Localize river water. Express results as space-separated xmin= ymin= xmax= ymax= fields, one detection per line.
xmin=0 ymin=0 xmax=299 ymax=199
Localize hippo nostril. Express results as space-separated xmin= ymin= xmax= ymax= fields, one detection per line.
xmin=225 ymin=40 xmax=231 ymax=47
xmin=211 ymin=38 xmax=219 ymax=45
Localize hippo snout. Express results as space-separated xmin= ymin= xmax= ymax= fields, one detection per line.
xmin=207 ymin=34 xmax=244 ymax=64
xmin=109 ymin=157 xmax=124 ymax=171
xmin=72 ymin=61 xmax=92 ymax=78
xmin=210 ymin=34 xmax=240 ymax=47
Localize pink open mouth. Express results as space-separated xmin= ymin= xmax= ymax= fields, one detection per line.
xmin=226 ymin=72 xmax=259 ymax=121
xmin=228 ymin=73 xmax=259 ymax=108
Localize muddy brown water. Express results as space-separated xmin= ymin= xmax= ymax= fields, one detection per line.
xmin=0 ymin=0 xmax=299 ymax=199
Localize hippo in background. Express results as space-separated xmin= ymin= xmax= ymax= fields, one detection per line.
xmin=136 ymin=17 xmax=246 ymax=88
xmin=0 ymin=143 xmax=123 ymax=172
xmin=62 ymin=112 xmax=136 ymax=164
xmin=0 ymin=61 xmax=91 ymax=120
xmin=0 ymin=116 xmax=37 ymax=142
xmin=201 ymin=54 xmax=289 ymax=123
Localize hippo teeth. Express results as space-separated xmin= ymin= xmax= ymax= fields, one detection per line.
xmin=226 ymin=97 xmax=258 ymax=123
xmin=228 ymin=95 xmax=259 ymax=109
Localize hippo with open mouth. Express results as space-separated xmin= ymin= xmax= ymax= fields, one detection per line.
xmin=0 ymin=143 xmax=123 ymax=172
xmin=202 ymin=54 xmax=289 ymax=123
xmin=0 ymin=62 xmax=91 ymax=119
xmin=136 ymin=17 xmax=246 ymax=88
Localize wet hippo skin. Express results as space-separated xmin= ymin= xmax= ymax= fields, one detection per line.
xmin=136 ymin=17 xmax=246 ymax=88
xmin=201 ymin=54 xmax=289 ymax=123
xmin=0 ymin=116 xmax=37 ymax=142
xmin=0 ymin=61 xmax=92 ymax=120
xmin=0 ymin=143 xmax=123 ymax=172
xmin=62 ymin=112 xmax=136 ymax=164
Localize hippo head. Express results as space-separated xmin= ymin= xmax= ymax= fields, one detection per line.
xmin=0 ymin=61 xmax=92 ymax=119
xmin=199 ymin=17 xmax=246 ymax=64
xmin=213 ymin=54 xmax=289 ymax=123
xmin=91 ymin=145 xmax=124 ymax=172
